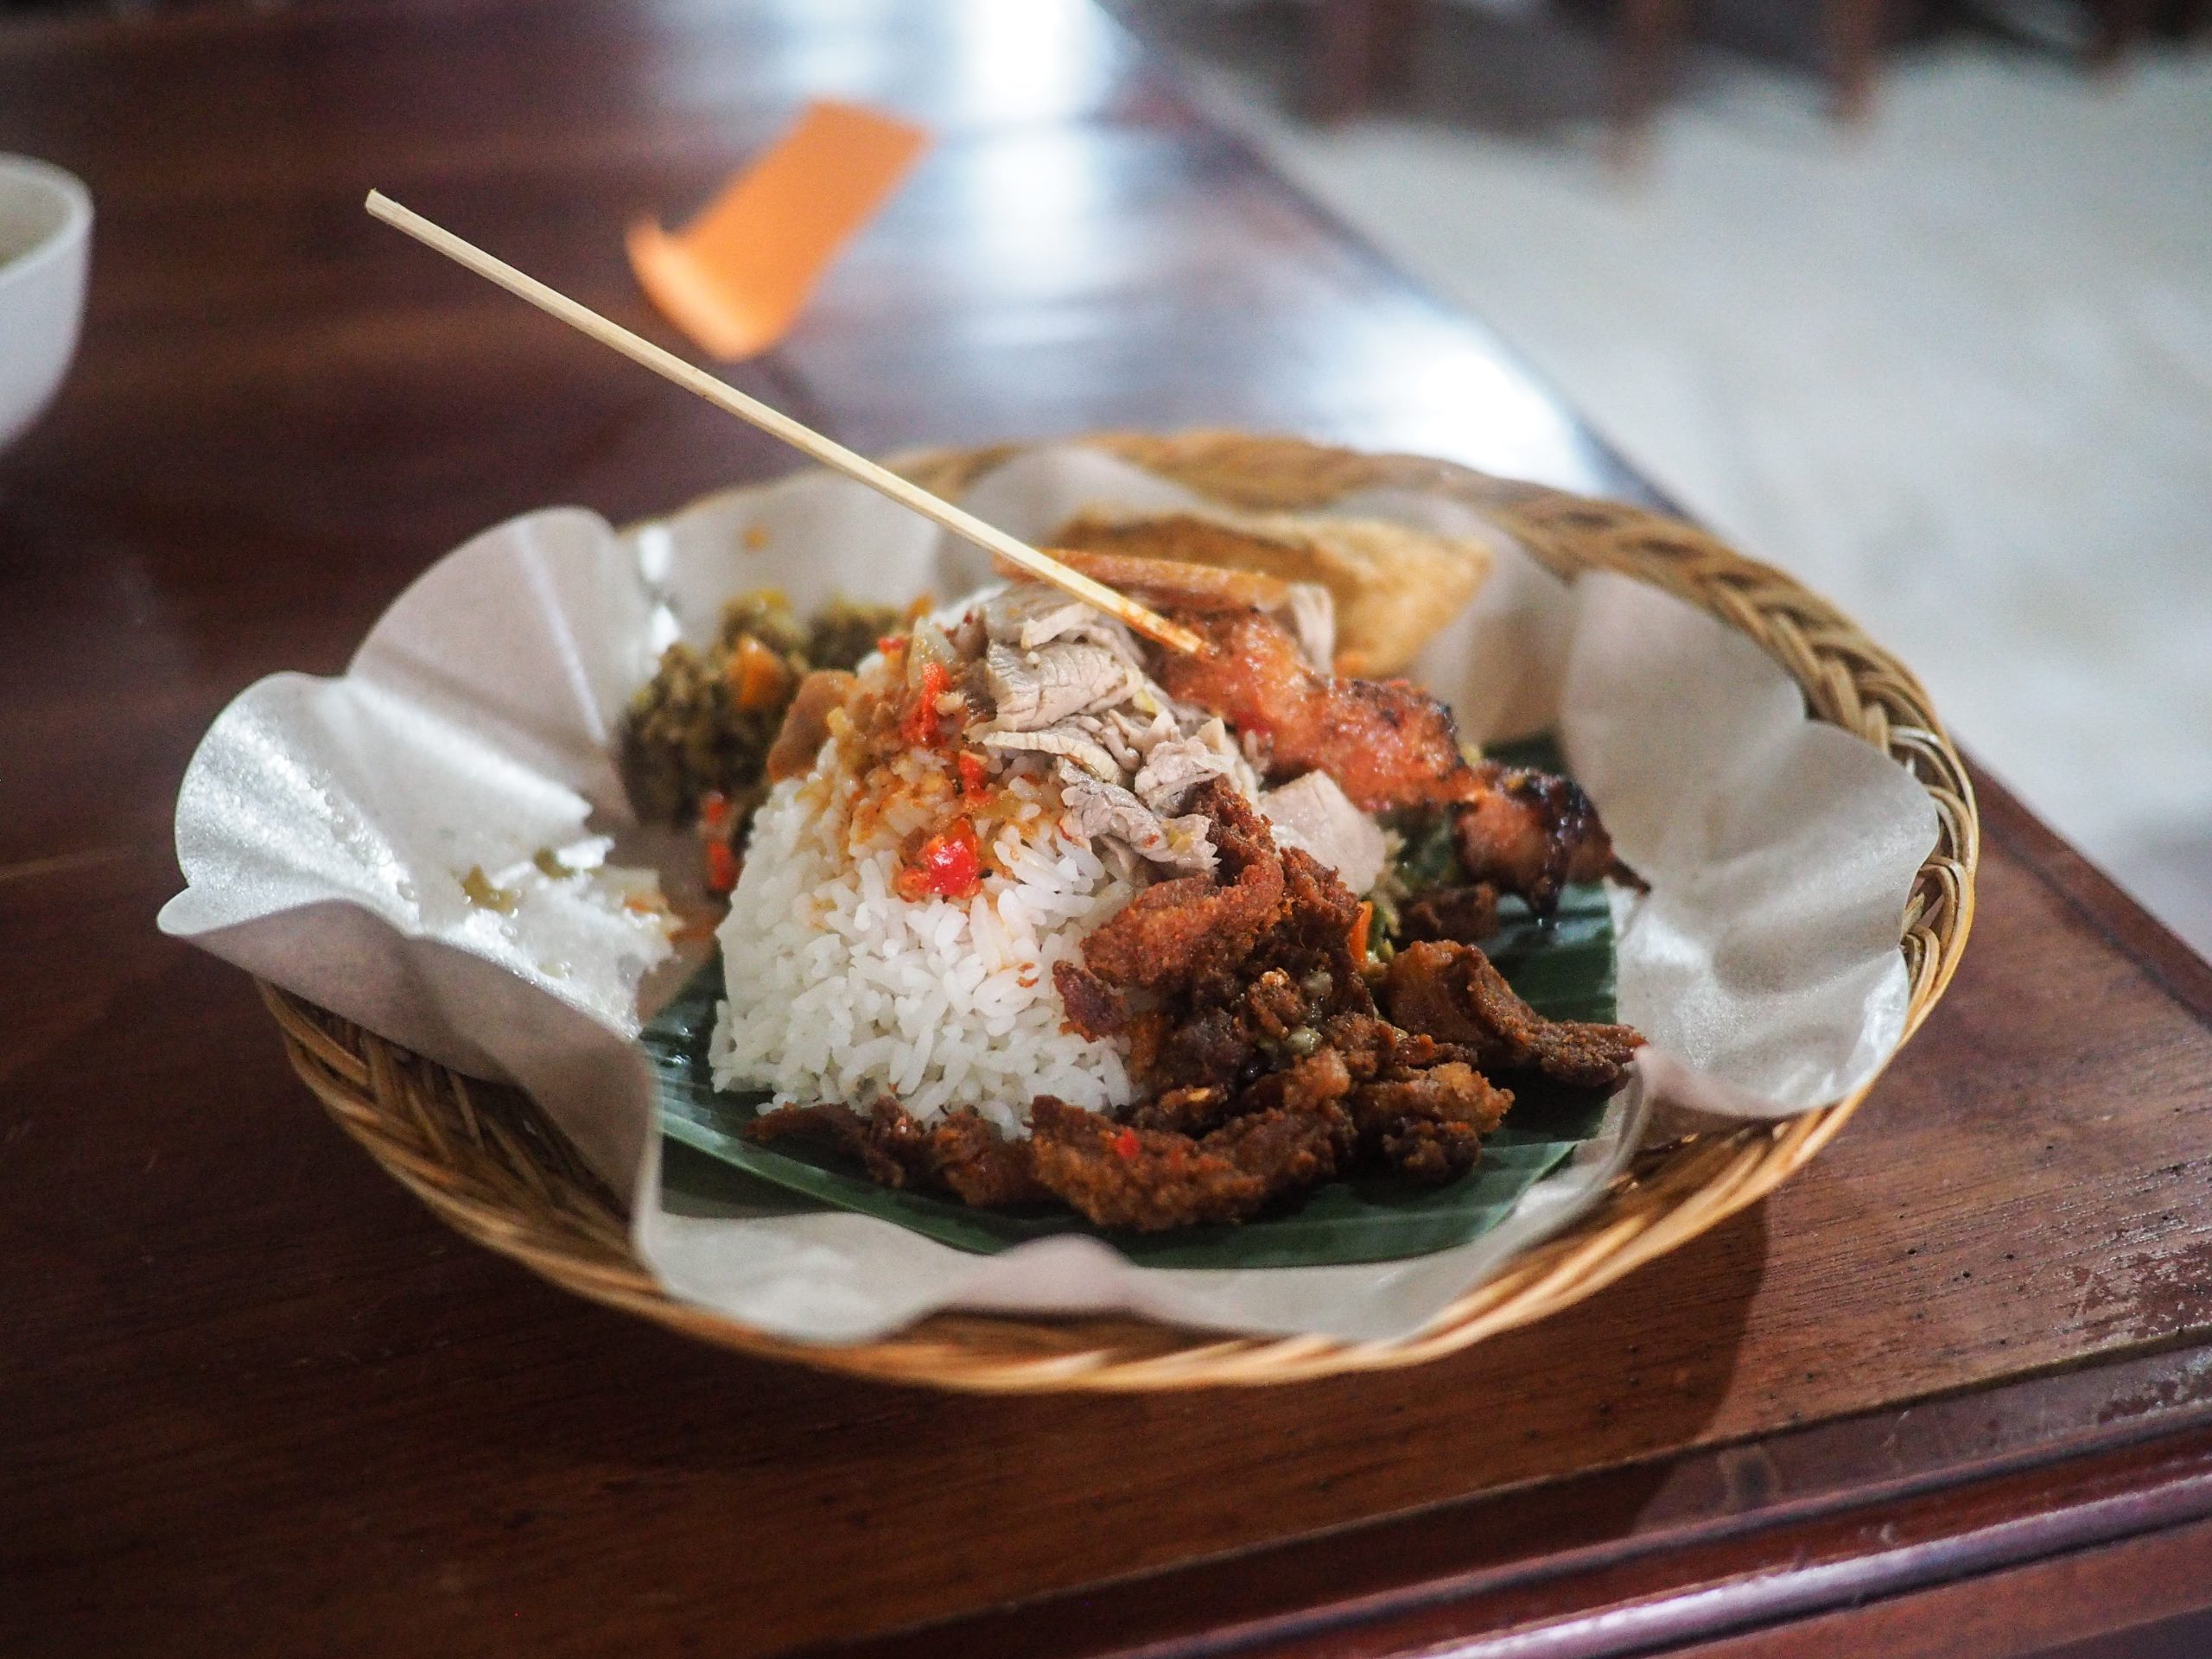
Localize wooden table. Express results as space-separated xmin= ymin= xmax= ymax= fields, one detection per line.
xmin=4 ymin=3 xmax=2210 ymax=1654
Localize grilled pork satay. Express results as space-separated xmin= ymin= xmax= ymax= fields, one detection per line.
xmin=1448 ymin=765 xmax=1612 ymax=915
xmin=1068 ymin=553 xmax=1613 ymax=913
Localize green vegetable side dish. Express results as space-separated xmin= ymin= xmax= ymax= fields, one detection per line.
xmin=649 ymin=736 xmax=1626 ymax=1269
xmin=620 ymin=588 xmax=902 ymax=830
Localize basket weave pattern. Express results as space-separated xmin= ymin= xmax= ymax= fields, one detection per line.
xmin=258 ymin=434 xmax=1977 ymax=1392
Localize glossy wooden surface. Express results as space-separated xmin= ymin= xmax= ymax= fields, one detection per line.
xmin=3 ymin=3 xmax=2210 ymax=1656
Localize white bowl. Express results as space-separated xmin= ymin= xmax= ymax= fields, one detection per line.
xmin=0 ymin=156 xmax=92 ymax=453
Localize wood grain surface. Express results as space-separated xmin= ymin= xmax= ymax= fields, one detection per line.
xmin=3 ymin=3 xmax=2209 ymax=1656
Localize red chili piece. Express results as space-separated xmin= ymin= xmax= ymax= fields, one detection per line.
xmin=705 ymin=839 xmax=741 ymax=894
xmin=1347 ymin=899 xmax=1373 ymax=963
xmin=900 ymin=659 xmax=953 ymax=748
xmin=1112 ymin=1128 xmax=1141 ymax=1160
xmin=956 ymin=750 xmax=988 ymax=800
xmin=893 ymin=817 xmax=982 ymax=902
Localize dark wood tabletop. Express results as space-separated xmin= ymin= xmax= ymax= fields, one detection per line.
xmin=4 ymin=2 xmax=2211 ymax=1656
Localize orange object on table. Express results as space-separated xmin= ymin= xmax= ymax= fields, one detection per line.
xmin=628 ymin=99 xmax=928 ymax=359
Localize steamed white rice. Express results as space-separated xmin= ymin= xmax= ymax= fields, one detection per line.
xmin=709 ymin=762 xmax=1137 ymax=1136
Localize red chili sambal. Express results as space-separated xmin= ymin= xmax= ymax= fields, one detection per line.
xmin=893 ymin=817 xmax=983 ymax=902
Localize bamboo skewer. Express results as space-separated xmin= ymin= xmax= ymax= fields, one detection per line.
xmin=365 ymin=190 xmax=1205 ymax=656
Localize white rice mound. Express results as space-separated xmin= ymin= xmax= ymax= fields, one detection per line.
xmin=709 ymin=761 xmax=1137 ymax=1137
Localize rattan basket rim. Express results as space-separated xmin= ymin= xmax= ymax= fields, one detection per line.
xmin=256 ymin=430 xmax=1978 ymax=1393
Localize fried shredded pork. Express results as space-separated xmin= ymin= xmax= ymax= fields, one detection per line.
xmin=1348 ymin=1062 xmax=1514 ymax=1182
xmin=1074 ymin=783 xmax=1285 ymax=993
xmin=1027 ymin=1093 xmax=1354 ymax=1230
xmin=747 ymin=1099 xmax=1048 ymax=1208
xmin=1383 ymin=939 xmax=1643 ymax=1090
xmin=1398 ymin=884 xmax=1501 ymax=947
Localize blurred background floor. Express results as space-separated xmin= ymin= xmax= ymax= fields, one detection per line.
xmin=1115 ymin=1 xmax=2212 ymax=959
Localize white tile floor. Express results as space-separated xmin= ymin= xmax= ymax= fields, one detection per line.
xmin=1157 ymin=22 xmax=2212 ymax=958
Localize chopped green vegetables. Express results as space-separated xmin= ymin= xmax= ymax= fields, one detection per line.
xmin=620 ymin=588 xmax=901 ymax=830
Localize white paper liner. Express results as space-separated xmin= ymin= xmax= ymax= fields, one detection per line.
xmin=162 ymin=445 xmax=1938 ymax=1344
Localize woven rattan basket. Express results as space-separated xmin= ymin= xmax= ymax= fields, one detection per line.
xmin=259 ymin=432 xmax=1977 ymax=1392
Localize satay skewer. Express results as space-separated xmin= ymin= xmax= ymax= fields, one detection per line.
xmin=365 ymin=190 xmax=1205 ymax=656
